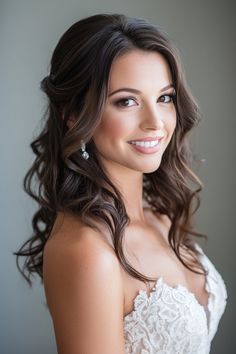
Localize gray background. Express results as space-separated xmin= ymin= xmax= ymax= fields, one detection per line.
xmin=1 ymin=0 xmax=235 ymax=353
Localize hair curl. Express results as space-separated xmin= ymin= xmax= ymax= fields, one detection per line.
xmin=14 ymin=13 xmax=207 ymax=288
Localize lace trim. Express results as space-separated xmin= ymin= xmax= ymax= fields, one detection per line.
xmin=124 ymin=244 xmax=227 ymax=354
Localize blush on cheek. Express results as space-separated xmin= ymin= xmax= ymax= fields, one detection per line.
xmin=102 ymin=118 xmax=132 ymax=140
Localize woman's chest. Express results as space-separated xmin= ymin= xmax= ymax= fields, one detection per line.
xmin=121 ymin=221 xmax=209 ymax=317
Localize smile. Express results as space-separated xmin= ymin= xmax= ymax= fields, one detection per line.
xmin=128 ymin=138 xmax=163 ymax=154
xmin=129 ymin=140 xmax=160 ymax=148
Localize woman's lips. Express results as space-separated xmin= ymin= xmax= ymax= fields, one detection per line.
xmin=128 ymin=138 xmax=163 ymax=154
xmin=127 ymin=136 xmax=164 ymax=142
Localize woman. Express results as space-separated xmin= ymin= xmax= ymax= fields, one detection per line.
xmin=14 ymin=13 xmax=227 ymax=354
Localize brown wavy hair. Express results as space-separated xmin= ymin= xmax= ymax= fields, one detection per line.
xmin=14 ymin=13 xmax=208 ymax=288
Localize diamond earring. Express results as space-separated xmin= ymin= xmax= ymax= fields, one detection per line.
xmin=81 ymin=140 xmax=89 ymax=160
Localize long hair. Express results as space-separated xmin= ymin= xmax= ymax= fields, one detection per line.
xmin=14 ymin=13 xmax=207 ymax=288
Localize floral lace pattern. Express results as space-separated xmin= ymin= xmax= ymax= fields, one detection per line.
xmin=123 ymin=243 xmax=227 ymax=354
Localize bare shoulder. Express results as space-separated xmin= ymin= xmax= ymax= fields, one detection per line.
xmin=43 ymin=212 xmax=125 ymax=354
xmin=46 ymin=211 xmax=114 ymax=249
xmin=43 ymin=212 xmax=123 ymax=293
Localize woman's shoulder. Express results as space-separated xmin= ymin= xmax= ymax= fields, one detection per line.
xmin=48 ymin=211 xmax=114 ymax=247
xmin=43 ymin=212 xmax=123 ymax=295
xmin=42 ymin=212 xmax=125 ymax=353
xmin=44 ymin=211 xmax=118 ymax=270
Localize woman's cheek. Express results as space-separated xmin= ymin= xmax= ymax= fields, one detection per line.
xmin=102 ymin=112 xmax=135 ymax=139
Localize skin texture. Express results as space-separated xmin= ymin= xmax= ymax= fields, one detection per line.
xmin=92 ymin=49 xmax=177 ymax=223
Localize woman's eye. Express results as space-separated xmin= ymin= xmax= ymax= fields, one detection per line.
xmin=114 ymin=97 xmax=137 ymax=107
xmin=159 ymin=94 xmax=176 ymax=103
xmin=113 ymin=93 xmax=176 ymax=108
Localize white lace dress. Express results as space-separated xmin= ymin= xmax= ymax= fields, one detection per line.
xmin=123 ymin=243 xmax=228 ymax=354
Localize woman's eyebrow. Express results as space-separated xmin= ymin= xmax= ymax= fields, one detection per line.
xmin=108 ymin=83 xmax=174 ymax=97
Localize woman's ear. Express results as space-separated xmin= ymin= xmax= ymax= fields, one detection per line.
xmin=66 ymin=116 xmax=76 ymax=129
xmin=62 ymin=111 xmax=77 ymax=129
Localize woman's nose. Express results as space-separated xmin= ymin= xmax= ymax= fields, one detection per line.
xmin=140 ymin=104 xmax=164 ymax=130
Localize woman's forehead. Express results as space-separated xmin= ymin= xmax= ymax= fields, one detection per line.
xmin=108 ymin=50 xmax=172 ymax=93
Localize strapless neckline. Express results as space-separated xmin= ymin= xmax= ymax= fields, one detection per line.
xmin=123 ymin=243 xmax=228 ymax=353
xmin=124 ymin=243 xmax=212 ymax=332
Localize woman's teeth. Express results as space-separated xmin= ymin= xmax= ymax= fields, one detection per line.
xmin=129 ymin=140 xmax=159 ymax=148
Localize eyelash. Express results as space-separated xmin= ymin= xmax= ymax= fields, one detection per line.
xmin=114 ymin=93 xmax=176 ymax=108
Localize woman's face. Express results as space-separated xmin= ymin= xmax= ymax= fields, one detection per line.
xmin=92 ymin=49 xmax=177 ymax=174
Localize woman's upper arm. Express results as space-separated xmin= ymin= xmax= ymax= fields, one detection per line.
xmin=43 ymin=231 xmax=125 ymax=354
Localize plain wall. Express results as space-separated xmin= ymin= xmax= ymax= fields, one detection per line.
xmin=1 ymin=0 xmax=235 ymax=353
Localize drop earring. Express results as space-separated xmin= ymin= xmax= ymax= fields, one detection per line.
xmin=81 ymin=139 xmax=90 ymax=160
